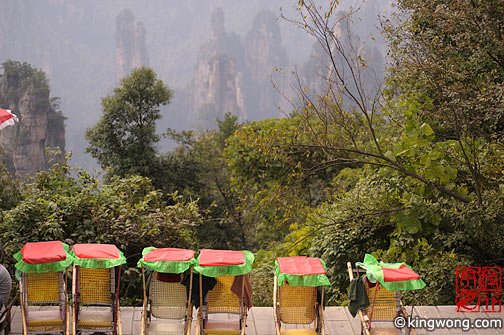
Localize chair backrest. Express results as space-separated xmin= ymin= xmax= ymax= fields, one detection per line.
xmin=207 ymin=275 xmax=240 ymax=314
xmin=364 ymin=279 xmax=401 ymax=321
xmin=26 ymin=272 xmax=63 ymax=304
xmin=79 ymin=267 xmax=113 ymax=305
xmin=278 ymin=284 xmax=317 ymax=324
xmin=23 ymin=271 xmax=65 ymax=322
xmin=149 ymin=272 xmax=187 ymax=319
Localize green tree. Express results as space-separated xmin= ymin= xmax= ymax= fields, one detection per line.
xmin=225 ymin=116 xmax=338 ymax=249
xmin=385 ymin=0 xmax=504 ymax=141
xmin=162 ymin=113 xmax=249 ymax=249
xmin=0 ymin=157 xmax=202 ymax=304
xmin=0 ymin=162 xmax=21 ymax=211
xmin=242 ymin=0 xmax=504 ymax=305
xmin=278 ymin=1 xmax=504 ymax=232
xmin=384 ymin=0 xmax=504 ymax=207
xmin=85 ymin=67 xmax=173 ymax=184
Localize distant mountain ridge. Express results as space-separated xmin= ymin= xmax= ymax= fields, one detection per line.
xmin=190 ymin=8 xmax=289 ymax=129
xmin=0 ymin=0 xmax=389 ymax=172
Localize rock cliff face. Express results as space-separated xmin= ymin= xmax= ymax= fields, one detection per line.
xmin=0 ymin=61 xmax=65 ymax=179
xmin=0 ymin=0 xmax=114 ymax=170
xmin=192 ymin=53 xmax=246 ymax=129
xmin=191 ymin=8 xmax=246 ymax=129
xmin=191 ymin=8 xmax=288 ymax=129
xmin=333 ymin=13 xmax=383 ymax=107
xmin=115 ymin=9 xmax=149 ymax=79
xmin=301 ymin=10 xmax=383 ymax=106
xmin=244 ymin=9 xmax=288 ymax=120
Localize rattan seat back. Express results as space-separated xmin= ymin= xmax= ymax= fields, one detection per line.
xmin=26 ymin=272 xmax=64 ymax=304
xmin=364 ymin=280 xmax=401 ymax=321
xmin=79 ymin=267 xmax=113 ymax=305
xmin=278 ymin=284 xmax=317 ymax=324
xmin=22 ymin=271 xmax=67 ymax=333
xmin=207 ymin=275 xmax=240 ymax=314
xmin=149 ymin=273 xmax=187 ymax=320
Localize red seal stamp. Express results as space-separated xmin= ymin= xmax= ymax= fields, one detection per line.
xmin=456 ymin=267 xmax=502 ymax=312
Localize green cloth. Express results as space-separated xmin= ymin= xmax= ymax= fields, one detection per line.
xmin=14 ymin=243 xmax=73 ymax=274
xmin=194 ymin=250 xmax=254 ymax=277
xmin=137 ymin=247 xmax=196 ymax=274
xmin=356 ymin=254 xmax=426 ymax=291
xmin=348 ymin=278 xmax=369 ymax=317
xmin=275 ymin=259 xmax=331 ymax=287
xmin=71 ymin=248 xmax=126 ymax=269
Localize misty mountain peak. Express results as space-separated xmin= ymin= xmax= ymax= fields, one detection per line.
xmin=210 ymin=8 xmax=226 ymax=42
xmin=115 ymin=8 xmax=149 ymax=79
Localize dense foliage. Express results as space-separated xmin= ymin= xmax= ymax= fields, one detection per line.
xmin=253 ymin=0 xmax=504 ymax=305
xmin=0 ymin=158 xmax=202 ymax=304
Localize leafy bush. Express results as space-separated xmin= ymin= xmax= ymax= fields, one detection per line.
xmin=0 ymin=159 xmax=202 ymax=304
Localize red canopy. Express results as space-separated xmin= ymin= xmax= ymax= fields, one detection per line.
xmin=144 ymin=248 xmax=195 ymax=262
xmin=198 ymin=249 xmax=245 ymax=266
xmin=21 ymin=241 xmax=67 ymax=264
xmin=73 ymin=244 xmax=120 ymax=259
xmin=277 ymin=256 xmax=327 ymax=275
xmin=0 ymin=108 xmax=18 ymax=130
xmin=382 ymin=265 xmax=421 ymax=282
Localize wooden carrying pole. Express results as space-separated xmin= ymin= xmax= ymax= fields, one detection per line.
xmin=72 ymin=266 xmax=77 ymax=335
xmin=19 ymin=278 xmax=27 ymax=335
xmin=115 ymin=267 xmax=123 ymax=335
xmin=272 ymin=275 xmax=281 ymax=335
xmin=64 ymin=269 xmax=70 ymax=335
xmin=319 ymin=286 xmax=325 ymax=335
xmin=117 ymin=309 xmax=123 ymax=335
xmin=346 ymin=262 xmax=370 ymax=335
xmin=140 ymin=265 xmax=147 ymax=335
xmin=186 ymin=266 xmax=194 ymax=335
xmin=240 ymin=275 xmax=246 ymax=335
xmin=195 ymin=273 xmax=203 ymax=335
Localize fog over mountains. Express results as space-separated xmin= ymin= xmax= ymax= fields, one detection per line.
xmin=0 ymin=0 xmax=392 ymax=170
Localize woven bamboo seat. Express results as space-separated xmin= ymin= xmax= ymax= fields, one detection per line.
xmin=204 ymin=320 xmax=240 ymax=335
xmin=79 ymin=268 xmax=112 ymax=305
xmin=142 ymin=271 xmax=192 ymax=335
xmin=27 ymin=272 xmax=62 ymax=303
xmin=77 ymin=308 xmax=113 ymax=329
xmin=204 ymin=275 xmax=243 ymax=335
xmin=27 ymin=309 xmax=64 ymax=330
xmin=148 ymin=322 xmax=186 ymax=335
xmin=362 ymin=281 xmax=403 ymax=335
xmin=22 ymin=272 xmax=67 ymax=333
xmin=279 ymin=285 xmax=317 ymax=324
xmin=203 ymin=275 xmax=242 ymax=335
xmin=150 ymin=275 xmax=187 ymax=320
xmin=364 ymin=282 xmax=400 ymax=322
xmin=273 ymin=257 xmax=329 ymax=335
xmin=207 ymin=275 xmax=240 ymax=314
xmin=279 ymin=329 xmax=318 ymax=335
xmin=369 ymin=328 xmax=402 ymax=335
xmin=74 ymin=267 xmax=116 ymax=333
